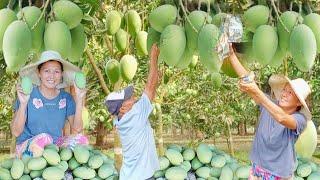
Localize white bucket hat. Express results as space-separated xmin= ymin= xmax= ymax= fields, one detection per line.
xmin=268 ymin=74 xmax=312 ymax=120
xmin=19 ymin=50 xmax=81 ymax=89
xmin=269 ymin=75 xmax=317 ymax=159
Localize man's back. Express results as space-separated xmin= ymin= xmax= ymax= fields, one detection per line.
xmin=115 ymin=93 xmax=159 ymax=180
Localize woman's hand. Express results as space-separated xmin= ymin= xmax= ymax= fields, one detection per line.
xmin=16 ymin=84 xmax=30 ymax=105
xmin=238 ymin=80 xmax=260 ymax=95
xmin=74 ymin=82 xmax=86 ymax=105
xmin=238 ymin=79 xmax=264 ymax=105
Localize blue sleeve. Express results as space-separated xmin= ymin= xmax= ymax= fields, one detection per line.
xmin=13 ymin=99 xmax=20 ymax=112
xmin=259 ymin=93 xmax=277 ymax=112
xmin=66 ymin=94 xmax=76 ymax=118
xmin=132 ymin=92 xmax=153 ymax=123
xmin=292 ymin=113 xmax=307 ymax=138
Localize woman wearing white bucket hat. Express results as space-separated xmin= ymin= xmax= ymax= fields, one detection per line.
xmin=228 ymin=44 xmax=316 ymax=179
xmin=11 ymin=50 xmax=88 ymax=158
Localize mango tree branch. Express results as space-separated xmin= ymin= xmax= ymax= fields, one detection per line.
xmin=306 ymin=1 xmax=313 ymax=14
xmin=104 ymin=35 xmax=113 ymax=56
xmin=284 ymin=56 xmax=288 ymax=76
xmin=31 ymin=0 xmax=50 ymax=30
xmin=85 ymin=49 xmax=110 ymax=95
xmin=236 ymin=0 xmax=244 ymax=13
xmin=19 ymin=0 xmax=27 ymax=23
xmin=271 ymin=0 xmax=289 ymax=33
xmin=214 ymin=2 xmax=221 ymax=13
xmin=179 ymin=0 xmax=198 ymax=33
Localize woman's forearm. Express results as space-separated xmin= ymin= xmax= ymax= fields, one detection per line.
xmin=254 ymin=90 xmax=297 ymax=129
xmin=229 ymin=54 xmax=249 ymax=77
xmin=72 ymin=103 xmax=83 ymax=134
xmin=11 ymin=104 xmax=27 ymax=137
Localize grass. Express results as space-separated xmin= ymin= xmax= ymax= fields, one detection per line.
xmin=233 ymin=150 xmax=251 ymax=164
xmin=214 ymin=141 xmax=252 ymax=164
xmin=0 ymin=152 xmax=10 ymax=161
xmin=101 ymin=149 xmax=115 ymax=159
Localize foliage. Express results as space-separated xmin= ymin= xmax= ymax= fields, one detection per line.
xmin=0 ymin=54 xmax=17 ymax=133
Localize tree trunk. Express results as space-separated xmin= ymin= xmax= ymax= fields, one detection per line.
xmin=172 ymin=125 xmax=176 ymax=138
xmin=113 ymin=82 xmax=122 ymax=171
xmin=34 ymin=0 xmax=44 ymax=7
xmin=180 ymin=124 xmax=186 ymax=138
xmin=244 ymin=120 xmax=247 ymax=135
xmin=196 ymin=130 xmax=203 ymax=139
xmin=226 ymin=135 xmax=230 ymax=150
xmin=238 ymin=120 xmax=246 ymax=136
xmin=10 ymin=137 xmax=16 ymax=157
xmin=226 ymin=123 xmax=235 ymax=157
xmin=5 ymin=132 xmax=10 ymax=140
xmin=95 ymin=121 xmax=107 ymax=146
xmin=114 ymin=128 xmax=122 ymax=171
xmin=156 ymin=105 xmax=164 ymax=156
xmin=192 ymin=128 xmax=196 ymax=140
xmin=188 ymin=127 xmax=192 ymax=139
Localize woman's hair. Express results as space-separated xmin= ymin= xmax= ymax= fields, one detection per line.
xmin=296 ymin=95 xmax=311 ymax=112
xmin=37 ymin=60 xmax=64 ymax=72
xmin=296 ymin=106 xmax=301 ymax=111
xmin=304 ymin=95 xmax=311 ymax=111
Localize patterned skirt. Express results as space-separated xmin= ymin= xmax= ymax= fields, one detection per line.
xmin=16 ymin=133 xmax=89 ymax=158
xmin=249 ymin=163 xmax=292 ymax=180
